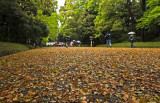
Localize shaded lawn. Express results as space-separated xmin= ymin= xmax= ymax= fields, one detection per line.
xmin=0 ymin=47 xmax=160 ymax=102
xmin=0 ymin=42 xmax=30 ymax=57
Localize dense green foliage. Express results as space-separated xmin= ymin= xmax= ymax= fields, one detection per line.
xmin=137 ymin=0 xmax=160 ymax=41
xmin=59 ymin=0 xmax=100 ymax=43
xmin=0 ymin=42 xmax=30 ymax=57
xmin=0 ymin=0 xmax=58 ymax=45
xmin=59 ymin=0 xmax=160 ymax=44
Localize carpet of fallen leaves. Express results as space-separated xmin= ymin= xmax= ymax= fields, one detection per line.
xmin=0 ymin=47 xmax=160 ymax=103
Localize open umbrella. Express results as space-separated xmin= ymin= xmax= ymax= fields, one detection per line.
xmin=65 ymin=36 xmax=70 ymax=38
xmin=128 ymin=31 xmax=135 ymax=35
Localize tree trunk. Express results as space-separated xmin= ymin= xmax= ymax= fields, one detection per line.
xmin=141 ymin=29 xmax=146 ymax=42
xmin=127 ymin=0 xmax=136 ymax=32
xmin=141 ymin=0 xmax=146 ymax=42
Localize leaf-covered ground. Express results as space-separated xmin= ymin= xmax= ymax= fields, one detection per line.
xmin=0 ymin=47 xmax=160 ymax=102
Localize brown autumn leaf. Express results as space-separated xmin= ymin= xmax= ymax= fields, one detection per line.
xmin=0 ymin=97 xmax=5 ymax=101
xmin=42 ymin=91 xmax=47 ymax=96
xmin=139 ymin=97 xmax=147 ymax=103
xmin=13 ymin=96 xmax=18 ymax=101
xmin=5 ymin=94 xmax=13 ymax=99
xmin=28 ymin=91 xmax=36 ymax=96
xmin=123 ymin=94 xmax=129 ymax=101
xmin=81 ymin=100 xmax=88 ymax=103
xmin=131 ymin=97 xmax=139 ymax=103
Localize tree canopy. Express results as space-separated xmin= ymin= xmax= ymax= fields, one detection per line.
xmin=59 ymin=0 xmax=160 ymax=43
xmin=0 ymin=0 xmax=58 ymax=45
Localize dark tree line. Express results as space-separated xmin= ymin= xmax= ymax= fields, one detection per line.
xmin=0 ymin=0 xmax=57 ymax=45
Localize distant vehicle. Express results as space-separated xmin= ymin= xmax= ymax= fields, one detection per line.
xmin=55 ymin=42 xmax=64 ymax=47
xmin=58 ymin=42 xmax=64 ymax=47
xmin=46 ymin=42 xmax=56 ymax=46
xmin=70 ymin=40 xmax=81 ymax=47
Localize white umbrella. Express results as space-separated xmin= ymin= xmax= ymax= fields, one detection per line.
xmin=77 ymin=41 xmax=81 ymax=43
xmin=65 ymin=36 xmax=70 ymax=38
xmin=128 ymin=31 xmax=135 ymax=35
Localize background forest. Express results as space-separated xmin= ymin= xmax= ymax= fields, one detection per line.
xmin=0 ymin=0 xmax=160 ymax=45
xmin=0 ymin=0 xmax=59 ymax=46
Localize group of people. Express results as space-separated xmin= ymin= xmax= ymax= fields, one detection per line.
xmin=64 ymin=32 xmax=136 ymax=48
xmin=70 ymin=40 xmax=81 ymax=47
xmin=64 ymin=36 xmax=81 ymax=48
xmin=105 ymin=32 xmax=136 ymax=48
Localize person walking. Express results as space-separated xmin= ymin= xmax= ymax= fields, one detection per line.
xmin=105 ymin=33 xmax=111 ymax=48
xmin=64 ymin=36 xmax=70 ymax=48
xmin=129 ymin=34 xmax=135 ymax=48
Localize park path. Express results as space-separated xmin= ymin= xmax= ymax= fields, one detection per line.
xmin=0 ymin=47 xmax=160 ymax=102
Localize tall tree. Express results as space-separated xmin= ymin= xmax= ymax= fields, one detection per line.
xmin=127 ymin=0 xmax=136 ymax=32
xmin=139 ymin=0 xmax=146 ymax=41
xmin=0 ymin=0 xmax=58 ymax=45
xmin=59 ymin=0 xmax=86 ymax=40
xmin=59 ymin=0 xmax=100 ymax=43
xmin=0 ymin=0 xmax=28 ymax=43
xmin=137 ymin=0 xmax=160 ymax=40
xmin=95 ymin=0 xmax=130 ymax=42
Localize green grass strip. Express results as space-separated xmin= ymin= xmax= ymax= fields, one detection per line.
xmin=96 ymin=42 xmax=160 ymax=48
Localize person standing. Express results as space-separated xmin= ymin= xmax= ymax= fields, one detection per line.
xmin=64 ymin=38 xmax=68 ymax=48
xmin=77 ymin=41 xmax=81 ymax=47
xmin=72 ymin=40 xmax=75 ymax=47
xmin=129 ymin=34 xmax=135 ymax=48
xmin=105 ymin=33 xmax=111 ymax=48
